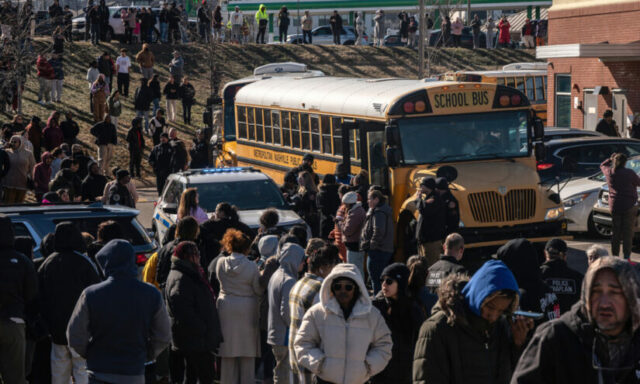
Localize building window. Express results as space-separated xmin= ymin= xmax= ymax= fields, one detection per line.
xmin=555 ymin=75 xmax=571 ymax=128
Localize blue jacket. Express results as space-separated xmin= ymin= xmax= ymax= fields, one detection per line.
xmin=67 ymin=240 xmax=171 ymax=378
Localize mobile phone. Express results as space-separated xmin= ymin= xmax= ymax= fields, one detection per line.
xmin=513 ymin=310 xmax=544 ymax=320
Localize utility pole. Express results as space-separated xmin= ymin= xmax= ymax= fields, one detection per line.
xmin=418 ymin=0 xmax=425 ymax=78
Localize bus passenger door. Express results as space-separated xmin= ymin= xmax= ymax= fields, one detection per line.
xmin=366 ymin=130 xmax=389 ymax=190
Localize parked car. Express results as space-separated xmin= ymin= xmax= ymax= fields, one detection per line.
xmin=543 ymin=127 xmax=603 ymax=142
xmin=0 ymin=202 xmax=156 ymax=262
xmin=152 ymin=167 xmax=308 ymax=243
xmin=592 ymin=155 xmax=640 ymax=237
xmin=428 ymin=26 xmax=488 ymax=48
xmin=286 ymin=25 xmax=367 ymax=45
xmin=559 ymin=174 xmax=607 ymax=236
xmin=537 ymin=137 xmax=640 ymax=185
xmin=382 ymin=34 xmax=406 ymax=47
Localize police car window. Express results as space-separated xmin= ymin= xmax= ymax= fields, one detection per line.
xmin=194 ymin=180 xmax=287 ymax=211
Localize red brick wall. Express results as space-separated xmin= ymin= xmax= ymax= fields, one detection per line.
xmin=546 ymin=2 xmax=640 ymax=128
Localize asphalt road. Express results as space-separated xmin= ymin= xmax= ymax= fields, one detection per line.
xmin=135 ymin=187 xmax=639 ymax=276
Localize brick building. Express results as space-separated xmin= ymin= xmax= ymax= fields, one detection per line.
xmin=537 ymin=0 xmax=640 ymax=132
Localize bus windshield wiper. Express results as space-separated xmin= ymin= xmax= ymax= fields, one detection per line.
xmin=426 ymin=154 xmax=470 ymax=168
xmin=472 ymin=153 xmax=516 ymax=162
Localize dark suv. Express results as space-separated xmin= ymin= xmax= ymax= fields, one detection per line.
xmin=537 ymin=137 xmax=640 ymax=185
xmin=0 ymin=202 xmax=156 ymax=263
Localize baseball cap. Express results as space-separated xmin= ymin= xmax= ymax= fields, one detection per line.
xmin=545 ymin=238 xmax=567 ymax=254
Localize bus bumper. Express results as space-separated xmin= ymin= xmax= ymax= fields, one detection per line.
xmin=461 ymin=220 xmax=571 ymax=249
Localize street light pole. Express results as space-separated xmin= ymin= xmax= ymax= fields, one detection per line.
xmin=418 ymin=0 xmax=425 ymax=78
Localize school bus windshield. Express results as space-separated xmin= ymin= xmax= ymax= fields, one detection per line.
xmin=399 ymin=110 xmax=530 ymax=165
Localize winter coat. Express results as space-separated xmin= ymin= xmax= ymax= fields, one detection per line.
xmin=149 ymin=142 xmax=172 ymax=175
xmin=106 ymin=94 xmax=122 ymax=117
xmin=97 ymin=56 xmax=114 ymax=78
xmin=67 ymin=240 xmax=171 ymax=379
xmin=4 ymin=137 xmax=35 ymax=190
xmin=215 ymin=252 xmax=262 ymax=357
xmin=165 ymin=257 xmax=222 ymax=353
xmin=33 ymin=152 xmax=52 ymax=194
xmin=0 ymin=215 xmax=37 ymax=322
xmin=340 ymin=202 xmax=366 ymax=245
xmin=416 ymin=191 xmax=447 ymax=243
xmin=425 ymin=255 xmax=467 ymax=293
xmin=36 ymin=56 xmax=55 ymax=80
xmin=512 ymin=256 xmax=640 ymax=384
xmin=81 ymin=161 xmax=107 ymax=201
xmin=498 ymin=20 xmax=510 ymax=44
xmin=361 ymin=202 xmax=394 ymax=253
xmin=107 ymin=182 xmax=135 ymax=208
xmin=49 ymin=57 xmax=64 ymax=80
xmin=294 ymin=263 xmax=392 ymax=384
xmin=199 ymin=217 xmax=253 ymax=261
xmin=163 ymin=81 xmax=181 ymax=100
xmin=413 ymin=260 xmax=520 ymax=384
xmin=188 ymin=138 xmax=208 ymax=169
xmin=126 ymin=124 xmax=145 ymax=154
xmin=73 ymin=152 xmax=92 ymax=181
xmin=38 ymin=223 xmax=101 ymax=345
xmin=134 ymin=84 xmax=153 ymax=111
xmin=293 ymin=190 xmax=318 ymax=230
xmin=90 ymin=120 xmax=117 ymax=146
xmin=180 ymin=83 xmax=195 ymax=105
xmin=539 ymin=258 xmax=583 ymax=315
xmin=267 ymin=243 xmax=305 ymax=346
xmin=26 ymin=122 xmax=42 ymax=156
xmin=373 ymin=13 xmax=384 ymax=39
xmin=497 ymin=239 xmax=560 ymax=322
xmin=371 ymin=291 xmax=425 ymax=384
xmin=317 ymin=183 xmax=341 ymax=239
xmin=168 ymin=56 xmax=183 ymax=80
xmin=43 ymin=121 xmax=64 ymax=151
xmin=169 ymin=138 xmax=187 ymax=173
xmin=155 ymin=239 xmax=180 ymax=289
xmin=60 ymin=119 xmax=80 ymax=145
xmin=440 ymin=189 xmax=460 ymax=235
xmin=49 ymin=169 xmax=82 ymax=199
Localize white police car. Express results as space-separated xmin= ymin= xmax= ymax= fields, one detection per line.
xmin=152 ymin=167 xmax=308 ymax=242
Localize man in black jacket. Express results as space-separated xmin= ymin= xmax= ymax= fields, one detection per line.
xmin=165 ymin=241 xmax=222 ymax=383
xmin=539 ymin=238 xmax=584 ymax=315
xmin=67 ymin=239 xmax=171 ymax=384
xmin=134 ymin=78 xmax=153 ymax=133
xmin=97 ymin=51 xmax=114 ymax=90
xmin=72 ymin=144 xmax=92 ymax=181
xmin=38 ymin=222 xmax=100 ymax=384
xmin=48 ymin=0 xmax=63 ymax=28
xmin=156 ymin=217 xmax=200 ymax=290
xmin=90 ymin=115 xmax=117 ymax=176
xmin=169 ymin=128 xmax=187 ymax=173
xmin=81 ymin=161 xmax=107 ymax=201
xmin=414 ymin=177 xmax=446 ymax=267
xmin=435 ymin=177 xmax=460 ymax=236
xmin=107 ymin=169 xmax=135 ymax=208
xmin=512 ymin=256 xmax=640 ymax=384
xmin=149 ymin=133 xmax=172 ymax=194
xmin=425 ymin=232 xmax=467 ymax=293
xmin=60 ymin=112 xmax=79 ymax=146
xmin=0 ymin=214 xmax=37 ymax=384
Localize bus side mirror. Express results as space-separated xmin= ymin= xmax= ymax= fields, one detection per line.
xmin=385 ymin=121 xmax=401 ymax=147
xmin=386 ymin=147 xmax=402 ymax=168
xmin=534 ymin=142 xmax=546 ymax=162
xmin=533 ymin=118 xmax=544 ymax=140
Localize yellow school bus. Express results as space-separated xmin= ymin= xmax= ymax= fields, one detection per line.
xmin=440 ymin=63 xmax=548 ymax=125
xmin=231 ymin=75 xmax=567 ymax=251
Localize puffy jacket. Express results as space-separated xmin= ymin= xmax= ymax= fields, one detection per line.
xmin=294 ymin=263 xmax=392 ymax=384
xmin=38 ymin=222 xmax=101 ymax=345
xmin=340 ymin=202 xmax=365 ymax=244
xmin=267 ymin=243 xmax=305 ymax=346
xmin=90 ymin=120 xmax=117 ymax=146
xmin=360 ymin=203 xmax=394 ymax=253
xmin=0 ymin=214 xmax=38 ymax=321
xmin=165 ymin=257 xmax=222 ymax=353
xmin=255 ymin=5 xmax=267 ymax=23
xmin=36 ymin=55 xmax=55 ymax=79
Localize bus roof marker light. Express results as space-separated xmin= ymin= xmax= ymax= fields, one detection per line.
xmin=499 ymin=95 xmax=510 ymax=107
xmin=474 ymin=84 xmax=482 ymax=88
xmin=442 ymin=86 xmax=449 ymax=90
xmin=458 ymin=84 xmax=465 ymax=88
xmin=403 ymin=101 xmax=415 ymax=113
xmin=511 ymin=94 xmax=522 ymax=106
xmin=415 ymin=101 xmax=426 ymax=113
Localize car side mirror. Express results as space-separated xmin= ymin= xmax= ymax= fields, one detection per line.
xmin=386 ymin=147 xmax=402 ymax=168
xmin=562 ymin=156 xmax=577 ymax=173
xmin=534 ymin=142 xmax=546 ymax=162
xmin=533 ymin=117 xmax=544 ymax=140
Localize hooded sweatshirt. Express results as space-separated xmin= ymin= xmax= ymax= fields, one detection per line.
xmin=67 ymin=240 xmax=171 ymax=384
xmin=267 ymin=242 xmax=305 ymax=346
xmin=4 ymin=136 xmax=35 ymax=190
xmin=33 ymin=151 xmax=52 ymax=194
xmin=81 ymin=161 xmax=108 ymax=201
xmin=512 ymin=256 xmax=640 ymax=384
xmin=497 ymin=239 xmax=560 ymax=321
xmin=43 ymin=113 xmax=64 ymax=151
xmin=294 ymin=263 xmax=392 ymax=384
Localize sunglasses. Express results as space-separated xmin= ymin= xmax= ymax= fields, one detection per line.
xmin=381 ymin=278 xmax=395 ymax=286
xmin=332 ymin=282 xmax=355 ymax=292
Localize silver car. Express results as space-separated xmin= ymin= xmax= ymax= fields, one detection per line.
xmin=286 ymin=25 xmax=367 ymax=45
xmin=560 ymin=175 xmax=606 ymax=236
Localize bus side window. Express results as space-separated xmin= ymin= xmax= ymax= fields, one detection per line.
xmin=535 ymin=76 xmax=545 ymax=102
xmin=237 ymin=106 xmax=247 ymax=139
xmin=301 ymin=113 xmax=310 ymax=150
xmin=506 ymin=77 xmax=515 ymax=89
xmin=291 ymin=113 xmax=301 ymax=148
xmin=310 ymin=115 xmax=320 ymax=152
xmin=282 ymin=112 xmax=291 ymax=147
xmin=321 ymin=115 xmax=332 ymax=154
xmin=350 ymin=128 xmax=358 ymax=160
xmin=264 ymin=109 xmax=272 ymax=143
xmin=332 ymin=117 xmax=342 ymax=156
xmin=497 ymin=78 xmax=505 ymax=86
xmin=272 ymin=111 xmax=281 ymax=145
xmin=526 ymin=77 xmax=535 ymax=102
xmin=255 ymin=108 xmax=264 ymax=142
xmin=515 ymin=77 xmax=525 ymax=93
xmin=247 ymin=107 xmax=256 ymax=140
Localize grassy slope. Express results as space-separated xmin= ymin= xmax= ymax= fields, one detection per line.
xmin=16 ymin=40 xmax=538 ymax=185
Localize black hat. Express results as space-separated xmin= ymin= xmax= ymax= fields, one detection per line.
xmin=160 ymin=132 xmax=169 ymax=139
xmin=116 ymin=169 xmax=130 ymax=180
xmin=420 ymin=177 xmax=436 ymax=190
xmin=603 ymin=109 xmax=613 ymax=118
xmin=545 ymin=238 xmax=567 ymax=254
xmin=303 ymin=154 xmax=314 ymax=162
xmin=381 ymin=263 xmax=410 ymax=295
xmin=435 ymin=177 xmax=449 ymax=190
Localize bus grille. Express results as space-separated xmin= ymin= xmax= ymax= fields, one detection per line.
xmin=468 ymin=189 xmax=536 ymax=223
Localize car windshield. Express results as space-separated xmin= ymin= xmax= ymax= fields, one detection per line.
xmin=399 ymin=110 xmax=530 ymax=164
xmin=591 ymin=158 xmax=640 ymax=181
xmin=193 ymin=179 xmax=288 ymax=211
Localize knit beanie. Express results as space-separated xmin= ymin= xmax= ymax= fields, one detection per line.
xmin=381 ymin=262 xmax=410 ymax=296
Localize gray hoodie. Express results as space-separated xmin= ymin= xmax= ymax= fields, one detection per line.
xmin=267 ymin=242 xmax=305 ymax=346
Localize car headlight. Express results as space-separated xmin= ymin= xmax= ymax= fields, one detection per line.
xmin=563 ymin=193 xmax=590 ymax=208
xmin=545 ymin=207 xmax=564 ymax=221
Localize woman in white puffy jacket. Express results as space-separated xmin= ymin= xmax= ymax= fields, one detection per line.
xmin=293 ymin=263 xmax=392 ymax=384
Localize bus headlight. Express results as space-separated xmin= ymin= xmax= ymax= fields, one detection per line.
xmin=545 ymin=207 xmax=564 ymax=221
